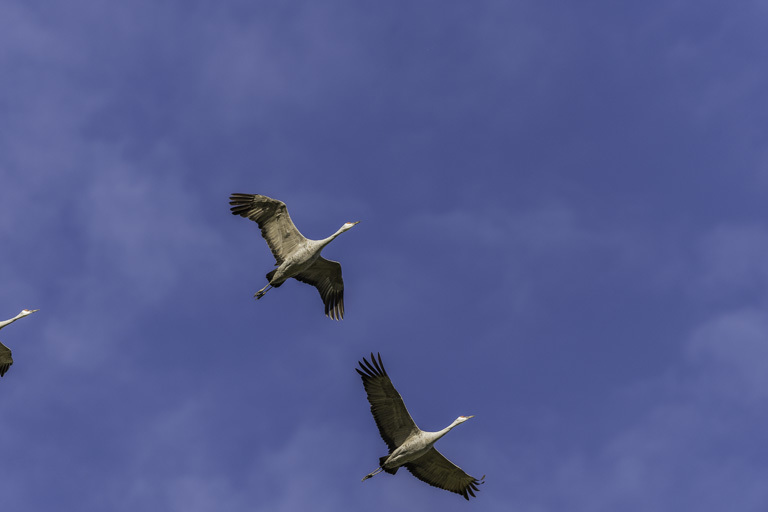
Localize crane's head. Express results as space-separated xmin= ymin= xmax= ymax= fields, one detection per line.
xmin=21 ymin=309 xmax=39 ymax=316
xmin=456 ymin=415 xmax=474 ymax=424
xmin=341 ymin=221 xmax=360 ymax=232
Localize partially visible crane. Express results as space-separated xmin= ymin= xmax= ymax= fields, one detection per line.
xmin=356 ymin=353 xmax=485 ymax=500
xmin=0 ymin=309 xmax=39 ymax=378
xmin=229 ymin=193 xmax=359 ymax=320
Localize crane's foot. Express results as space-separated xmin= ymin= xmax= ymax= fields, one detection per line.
xmin=362 ymin=467 xmax=383 ymax=481
xmin=254 ymin=285 xmax=272 ymax=299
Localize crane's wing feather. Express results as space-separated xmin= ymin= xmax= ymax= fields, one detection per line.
xmin=294 ymin=257 xmax=345 ymax=320
xmin=0 ymin=341 xmax=12 ymax=378
xmin=405 ymin=448 xmax=485 ymax=500
xmin=229 ymin=193 xmax=307 ymax=264
xmin=356 ymin=353 xmax=419 ymax=451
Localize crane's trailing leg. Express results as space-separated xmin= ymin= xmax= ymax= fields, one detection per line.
xmin=254 ymin=284 xmax=273 ymax=299
xmin=362 ymin=467 xmax=384 ymax=481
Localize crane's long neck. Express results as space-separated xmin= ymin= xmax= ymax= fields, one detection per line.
xmin=317 ymin=225 xmax=348 ymax=248
xmin=428 ymin=417 xmax=465 ymax=443
xmin=0 ymin=313 xmax=25 ymax=331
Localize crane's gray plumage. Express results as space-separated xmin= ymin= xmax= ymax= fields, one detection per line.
xmin=357 ymin=353 xmax=485 ymax=500
xmin=0 ymin=309 xmax=39 ymax=378
xmin=0 ymin=341 xmax=11 ymax=377
xmin=229 ymin=193 xmax=359 ymax=320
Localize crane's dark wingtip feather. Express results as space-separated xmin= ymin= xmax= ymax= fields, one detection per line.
xmin=357 ymin=354 xmax=389 ymax=380
xmin=464 ymin=475 xmax=485 ymax=498
xmin=357 ymin=358 xmax=373 ymax=378
xmin=325 ymin=299 xmax=343 ymax=320
xmin=228 ymin=194 xmax=254 ymax=212
xmin=370 ymin=353 xmax=386 ymax=375
xmin=316 ymin=280 xmax=344 ymax=320
xmin=229 ymin=203 xmax=252 ymax=216
xmin=361 ymin=357 xmax=377 ymax=376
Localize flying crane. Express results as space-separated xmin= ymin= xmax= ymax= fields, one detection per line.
xmin=229 ymin=193 xmax=359 ymax=320
xmin=357 ymin=353 xmax=485 ymax=500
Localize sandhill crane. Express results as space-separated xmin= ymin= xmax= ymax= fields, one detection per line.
xmin=356 ymin=353 xmax=485 ymax=500
xmin=229 ymin=193 xmax=359 ymax=320
xmin=0 ymin=309 xmax=39 ymax=378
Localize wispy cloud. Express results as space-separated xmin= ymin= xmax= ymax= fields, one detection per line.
xmin=507 ymin=305 xmax=768 ymax=511
xmin=696 ymin=224 xmax=768 ymax=297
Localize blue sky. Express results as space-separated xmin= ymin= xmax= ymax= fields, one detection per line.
xmin=2 ymin=1 xmax=768 ymax=510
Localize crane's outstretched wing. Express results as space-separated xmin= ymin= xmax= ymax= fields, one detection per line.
xmin=229 ymin=193 xmax=307 ymax=264
xmin=0 ymin=341 xmax=12 ymax=378
xmin=405 ymin=448 xmax=485 ymax=500
xmin=356 ymin=353 xmax=419 ymax=451
xmin=294 ymin=257 xmax=345 ymax=320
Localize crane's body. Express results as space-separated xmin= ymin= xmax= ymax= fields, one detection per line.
xmin=357 ymin=353 xmax=485 ymax=500
xmin=229 ymin=193 xmax=358 ymax=320
xmin=377 ymin=417 xmax=467 ymax=470
xmin=263 ymin=231 xmax=345 ymax=290
xmin=0 ymin=309 xmax=39 ymax=378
